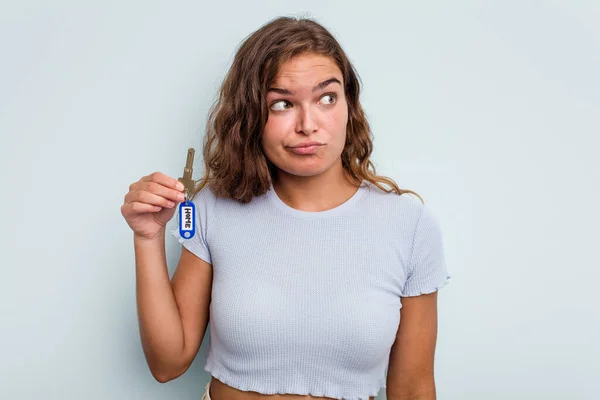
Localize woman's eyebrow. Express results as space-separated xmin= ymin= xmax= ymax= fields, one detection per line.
xmin=268 ymin=77 xmax=342 ymax=95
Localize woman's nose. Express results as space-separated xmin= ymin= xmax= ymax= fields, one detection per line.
xmin=296 ymin=107 xmax=317 ymax=135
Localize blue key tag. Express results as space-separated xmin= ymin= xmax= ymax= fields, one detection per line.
xmin=178 ymin=199 xmax=196 ymax=239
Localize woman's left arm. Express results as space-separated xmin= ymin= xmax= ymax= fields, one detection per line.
xmin=386 ymin=291 xmax=439 ymax=400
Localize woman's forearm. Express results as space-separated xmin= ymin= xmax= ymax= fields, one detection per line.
xmin=134 ymin=229 xmax=186 ymax=381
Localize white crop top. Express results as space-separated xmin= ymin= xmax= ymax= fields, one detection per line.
xmin=171 ymin=179 xmax=450 ymax=399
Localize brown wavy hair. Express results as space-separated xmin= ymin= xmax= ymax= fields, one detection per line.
xmin=190 ymin=16 xmax=423 ymax=204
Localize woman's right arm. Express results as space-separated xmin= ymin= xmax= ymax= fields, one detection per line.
xmin=135 ymin=231 xmax=213 ymax=382
xmin=122 ymin=172 xmax=212 ymax=382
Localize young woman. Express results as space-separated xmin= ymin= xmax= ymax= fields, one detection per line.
xmin=121 ymin=16 xmax=450 ymax=400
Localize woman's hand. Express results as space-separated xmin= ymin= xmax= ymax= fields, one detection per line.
xmin=121 ymin=172 xmax=186 ymax=241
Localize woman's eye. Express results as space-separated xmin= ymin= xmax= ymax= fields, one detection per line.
xmin=270 ymin=100 xmax=292 ymax=111
xmin=320 ymin=93 xmax=337 ymax=105
xmin=270 ymin=94 xmax=337 ymax=111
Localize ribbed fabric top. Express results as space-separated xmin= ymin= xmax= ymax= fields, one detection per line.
xmin=171 ymin=180 xmax=450 ymax=400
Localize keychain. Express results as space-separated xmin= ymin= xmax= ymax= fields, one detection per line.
xmin=177 ymin=148 xmax=196 ymax=239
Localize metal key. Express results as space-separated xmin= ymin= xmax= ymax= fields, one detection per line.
xmin=177 ymin=148 xmax=195 ymax=202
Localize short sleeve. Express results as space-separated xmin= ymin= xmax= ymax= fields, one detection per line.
xmin=170 ymin=185 xmax=215 ymax=264
xmin=402 ymin=203 xmax=451 ymax=297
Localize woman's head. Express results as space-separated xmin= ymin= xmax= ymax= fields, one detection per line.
xmin=197 ymin=16 xmax=422 ymax=203
xmin=262 ymin=52 xmax=348 ymax=182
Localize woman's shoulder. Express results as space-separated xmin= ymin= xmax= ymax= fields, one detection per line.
xmin=190 ymin=182 xmax=219 ymax=209
xmin=364 ymin=180 xmax=425 ymax=216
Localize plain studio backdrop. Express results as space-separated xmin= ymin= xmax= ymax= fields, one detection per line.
xmin=1 ymin=1 xmax=598 ymax=399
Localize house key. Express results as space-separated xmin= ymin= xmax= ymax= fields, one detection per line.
xmin=177 ymin=148 xmax=196 ymax=239
xmin=178 ymin=148 xmax=195 ymax=202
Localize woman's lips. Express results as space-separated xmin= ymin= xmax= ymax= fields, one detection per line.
xmin=288 ymin=144 xmax=324 ymax=155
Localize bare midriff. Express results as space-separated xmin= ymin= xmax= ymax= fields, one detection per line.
xmin=210 ymin=377 xmax=375 ymax=400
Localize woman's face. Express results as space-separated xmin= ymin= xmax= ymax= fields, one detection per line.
xmin=262 ymin=53 xmax=348 ymax=179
